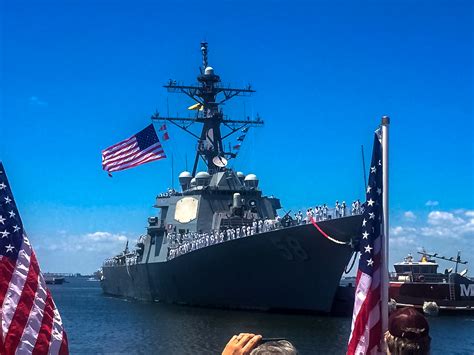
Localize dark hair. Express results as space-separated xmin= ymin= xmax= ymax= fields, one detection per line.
xmin=385 ymin=307 xmax=431 ymax=355
xmin=250 ymin=340 xmax=298 ymax=355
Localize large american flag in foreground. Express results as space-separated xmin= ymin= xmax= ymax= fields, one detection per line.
xmin=0 ymin=163 xmax=68 ymax=354
xmin=102 ymin=124 xmax=166 ymax=174
xmin=347 ymin=131 xmax=384 ymax=355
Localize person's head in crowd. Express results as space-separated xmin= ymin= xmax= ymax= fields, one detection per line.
xmin=222 ymin=334 xmax=297 ymax=355
xmin=384 ymin=307 xmax=431 ymax=355
xmin=250 ymin=340 xmax=298 ymax=355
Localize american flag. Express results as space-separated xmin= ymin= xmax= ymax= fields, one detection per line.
xmin=102 ymin=124 xmax=166 ymax=174
xmin=0 ymin=163 xmax=68 ymax=354
xmin=347 ymin=131 xmax=384 ymax=355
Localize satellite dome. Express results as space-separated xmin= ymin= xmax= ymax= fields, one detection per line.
xmin=195 ymin=171 xmax=211 ymax=186
xmin=178 ymin=171 xmax=192 ymax=191
xmin=204 ymin=66 xmax=214 ymax=75
xmin=244 ymin=174 xmax=259 ymax=188
xmin=236 ymin=172 xmax=245 ymax=178
xmin=195 ymin=171 xmax=211 ymax=179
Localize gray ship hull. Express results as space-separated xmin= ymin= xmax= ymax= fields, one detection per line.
xmin=101 ymin=215 xmax=362 ymax=313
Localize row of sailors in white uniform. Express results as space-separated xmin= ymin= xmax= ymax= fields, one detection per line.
xmin=167 ymin=219 xmax=280 ymax=260
xmin=294 ymin=199 xmax=363 ymax=223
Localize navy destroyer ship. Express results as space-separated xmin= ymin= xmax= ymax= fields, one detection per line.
xmin=100 ymin=43 xmax=363 ymax=313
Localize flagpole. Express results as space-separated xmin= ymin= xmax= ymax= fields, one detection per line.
xmin=361 ymin=144 xmax=367 ymax=194
xmin=381 ymin=115 xmax=390 ymax=338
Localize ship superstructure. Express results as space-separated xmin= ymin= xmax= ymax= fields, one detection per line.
xmin=101 ymin=43 xmax=364 ymax=313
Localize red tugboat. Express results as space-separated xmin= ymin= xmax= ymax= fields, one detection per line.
xmin=389 ymin=251 xmax=474 ymax=314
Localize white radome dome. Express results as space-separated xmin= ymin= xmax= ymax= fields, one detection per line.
xmin=204 ymin=66 xmax=214 ymax=75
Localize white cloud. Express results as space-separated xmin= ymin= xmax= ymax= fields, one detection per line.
xmin=390 ymin=210 xmax=473 ymax=241
xmin=390 ymin=209 xmax=473 ymax=242
xmin=390 ymin=236 xmax=416 ymax=247
xmin=29 ymin=96 xmax=48 ymax=106
xmin=427 ymin=211 xmax=464 ymax=226
xmin=403 ymin=211 xmax=416 ymax=220
xmin=465 ymin=211 xmax=474 ymax=218
xmin=391 ymin=225 xmax=417 ymax=237
xmin=425 ymin=200 xmax=439 ymax=207
xmin=38 ymin=231 xmax=129 ymax=254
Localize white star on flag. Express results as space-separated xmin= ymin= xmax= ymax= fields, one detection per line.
xmin=370 ymin=166 xmax=376 ymax=173
xmin=369 ymin=212 xmax=375 ymax=219
xmin=5 ymin=244 xmax=15 ymax=253
xmin=364 ymin=245 xmax=373 ymax=253
xmin=367 ymin=185 xmax=372 ymax=193
xmin=1 ymin=230 xmax=10 ymax=238
xmin=0 ymin=215 xmax=5 ymax=224
xmin=8 ymin=210 xmax=15 ymax=218
xmin=362 ymin=231 xmax=369 ymax=239
xmin=367 ymin=198 xmax=375 ymax=206
xmin=367 ymin=258 xmax=374 ymax=266
xmin=0 ymin=182 xmax=6 ymax=190
xmin=377 ymin=188 xmax=382 ymax=195
xmin=362 ymin=219 xmax=367 ymax=227
xmin=13 ymin=225 xmax=20 ymax=232
xmin=4 ymin=196 xmax=12 ymax=204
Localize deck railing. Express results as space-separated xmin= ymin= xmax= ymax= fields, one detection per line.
xmin=103 ymin=205 xmax=363 ymax=266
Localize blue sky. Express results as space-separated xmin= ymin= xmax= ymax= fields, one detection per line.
xmin=1 ymin=0 xmax=472 ymax=274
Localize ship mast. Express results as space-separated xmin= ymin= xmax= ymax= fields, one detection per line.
xmin=151 ymin=42 xmax=264 ymax=176
xmin=418 ymin=251 xmax=468 ymax=274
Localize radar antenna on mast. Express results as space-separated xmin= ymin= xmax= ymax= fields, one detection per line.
xmin=201 ymin=42 xmax=208 ymax=70
xmin=152 ymin=42 xmax=264 ymax=176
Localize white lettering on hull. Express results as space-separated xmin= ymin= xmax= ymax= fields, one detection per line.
xmin=460 ymin=284 xmax=474 ymax=297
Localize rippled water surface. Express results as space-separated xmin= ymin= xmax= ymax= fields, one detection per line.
xmin=50 ymin=278 xmax=474 ymax=354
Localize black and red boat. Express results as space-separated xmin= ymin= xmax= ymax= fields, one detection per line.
xmin=389 ymin=251 xmax=474 ymax=313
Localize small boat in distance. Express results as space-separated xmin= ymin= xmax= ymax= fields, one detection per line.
xmin=389 ymin=251 xmax=474 ymax=313
xmin=44 ymin=273 xmax=66 ymax=285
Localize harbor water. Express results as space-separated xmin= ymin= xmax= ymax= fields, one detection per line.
xmin=52 ymin=278 xmax=474 ymax=354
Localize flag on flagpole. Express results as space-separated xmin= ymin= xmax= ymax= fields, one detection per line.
xmin=237 ymin=134 xmax=245 ymax=142
xmin=0 ymin=163 xmax=69 ymax=355
xmin=233 ymin=144 xmax=241 ymax=150
xmin=347 ymin=129 xmax=386 ymax=355
xmin=157 ymin=123 xmax=170 ymax=141
xmin=101 ymin=124 xmax=166 ymax=174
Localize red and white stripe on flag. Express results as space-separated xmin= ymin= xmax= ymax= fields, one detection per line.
xmin=0 ymin=237 xmax=69 ymax=355
xmin=347 ymin=265 xmax=382 ymax=354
